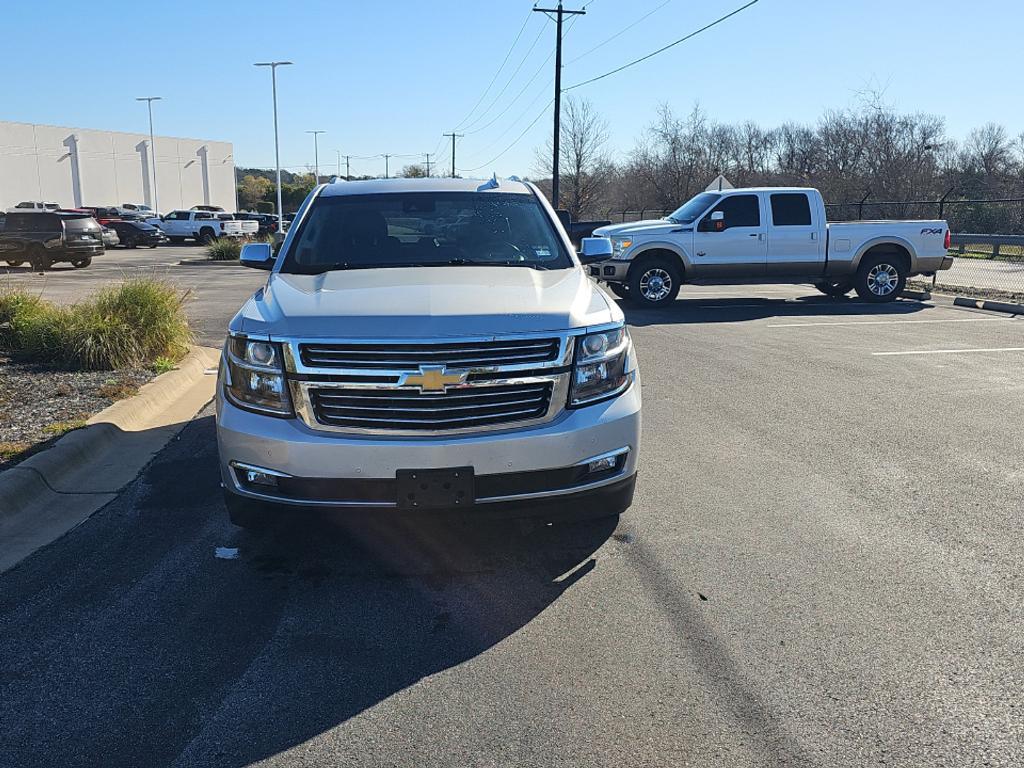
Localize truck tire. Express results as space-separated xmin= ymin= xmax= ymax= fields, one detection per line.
xmin=5 ymin=260 xmax=24 ymax=267
xmin=198 ymin=228 xmax=215 ymax=245
xmin=29 ymin=245 xmax=51 ymax=272
xmin=71 ymin=257 xmax=92 ymax=268
xmin=854 ymin=254 xmax=906 ymax=302
xmin=608 ymin=283 xmax=630 ymax=299
xmin=815 ymin=279 xmax=852 ymax=298
xmin=627 ymin=257 xmax=681 ymax=307
xmin=169 ymin=236 xmax=185 ymax=244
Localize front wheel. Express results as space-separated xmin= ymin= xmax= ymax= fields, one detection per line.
xmin=814 ymin=279 xmax=852 ymax=298
xmin=197 ymin=229 xmax=215 ymax=245
xmin=627 ymin=258 xmax=681 ymax=307
xmin=5 ymin=260 xmax=24 ymax=267
xmin=71 ymin=258 xmax=92 ymax=268
xmin=608 ymin=283 xmax=630 ymax=299
xmin=854 ymin=255 xmax=906 ymax=302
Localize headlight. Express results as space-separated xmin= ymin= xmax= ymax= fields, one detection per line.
xmin=223 ymin=336 xmax=293 ymax=416
xmin=611 ymin=238 xmax=633 ymax=260
xmin=569 ymin=326 xmax=633 ymax=407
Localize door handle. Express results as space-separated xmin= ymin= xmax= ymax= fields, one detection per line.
xmin=811 ymin=232 xmax=817 ymax=241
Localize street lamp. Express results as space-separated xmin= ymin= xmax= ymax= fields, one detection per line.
xmin=136 ymin=97 xmax=162 ymax=214
xmin=254 ymin=61 xmax=293 ymax=231
xmin=307 ymin=130 xmax=325 ymax=184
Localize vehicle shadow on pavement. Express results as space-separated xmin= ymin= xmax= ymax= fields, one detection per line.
xmin=620 ymin=293 xmax=932 ymax=326
xmin=0 ymin=413 xmax=616 ymax=768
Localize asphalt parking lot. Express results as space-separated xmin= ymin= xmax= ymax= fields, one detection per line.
xmin=1 ymin=275 xmax=1021 ymax=766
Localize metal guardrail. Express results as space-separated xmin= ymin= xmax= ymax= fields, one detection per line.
xmin=949 ymin=233 xmax=1024 ymax=258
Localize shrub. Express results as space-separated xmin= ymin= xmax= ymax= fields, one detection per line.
xmin=0 ymin=279 xmax=192 ymax=370
xmin=207 ymin=237 xmax=241 ymax=261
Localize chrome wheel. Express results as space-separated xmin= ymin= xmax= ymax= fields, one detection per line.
xmin=639 ymin=268 xmax=672 ymax=302
xmin=866 ymin=263 xmax=899 ymax=296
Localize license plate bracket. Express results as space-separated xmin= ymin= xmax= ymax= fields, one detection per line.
xmin=396 ymin=467 xmax=475 ymax=510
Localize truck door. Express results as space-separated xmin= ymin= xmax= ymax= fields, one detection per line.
xmin=765 ymin=191 xmax=824 ymax=276
xmin=161 ymin=211 xmax=186 ymax=236
xmin=690 ymin=193 xmax=767 ymax=277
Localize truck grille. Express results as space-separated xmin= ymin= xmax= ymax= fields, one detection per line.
xmin=299 ymin=338 xmax=561 ymax=370
xmin=309 ymin=382 xmax=553 ymax=431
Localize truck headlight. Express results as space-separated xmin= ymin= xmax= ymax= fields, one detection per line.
xmin=569 ymin=326 xmax=634 ymax=407
xmin=223 ymin=336 xmax=293 ymax=416
xmin=611 ymin=238 xmax=633 ymax=260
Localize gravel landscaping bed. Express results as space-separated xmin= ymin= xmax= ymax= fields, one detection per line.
xmin=0 ymin=359 xmax=153 ymax=469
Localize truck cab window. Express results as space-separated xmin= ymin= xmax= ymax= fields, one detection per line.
xmin=770 ymin=193 xmax=812 ymax=226
xmin=700 ymin=194 xmax=760 ymax=230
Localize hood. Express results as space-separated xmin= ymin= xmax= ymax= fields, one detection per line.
xmin=593 ymin=219 xmax=682 ymax=237
xmin=231 ymin=266 xmax=619 ymax=339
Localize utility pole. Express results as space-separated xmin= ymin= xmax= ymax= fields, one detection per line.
xmin=383 ymin=154 xmax=391 ymax=179
xmin=254 ymin=61 xmax=293 ymax=229
xmin=336 ymin=149 xmax=342 ymax=178
xmin=534 ymin=2 xmax=585 ymax=208
xmin=136 ymin=97 xmax=162 ymax=214
xmin=424 ymin=153 xmax=432 ymax=177
xmin=306 ymin=130 xmax=325 ymax=184
xmin=443 ymin=132 xmax=463 ymax=177
xmin=345 ymin=155 xmax=350 ymax=179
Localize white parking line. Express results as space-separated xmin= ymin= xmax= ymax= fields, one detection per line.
xmin=768 ymin=317 xmax=1009 ymax=328
xmin=873 ymin=347 xmax=1024 ymax=356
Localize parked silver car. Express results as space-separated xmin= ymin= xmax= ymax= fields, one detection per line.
xmin=216 ymin=177 xmax=641 ymax=529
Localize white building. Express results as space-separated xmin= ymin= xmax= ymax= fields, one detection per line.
xmin=0 ymin=120 xmax=236 ymax=212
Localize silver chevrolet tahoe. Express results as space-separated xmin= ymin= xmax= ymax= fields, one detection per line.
xmin=216 ymin=177 xmax=641 ymax=529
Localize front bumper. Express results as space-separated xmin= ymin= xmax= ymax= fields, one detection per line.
xmin=216 ymin=375 xmax=641 ymax=517
xmin=588 ymin=259 xmax=629 ymax=282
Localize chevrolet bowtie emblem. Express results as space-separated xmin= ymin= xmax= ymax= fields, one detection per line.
xmin=401 ymin=365 xmax=468 ymax=392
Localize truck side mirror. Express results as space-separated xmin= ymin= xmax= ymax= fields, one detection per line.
xmin=240 ymin=242 xmax=275 ymax=270
xmin=710 ymin=211 xmax=725 ymax=231
xmin=578 ymin=237 xmax=613 ymax=264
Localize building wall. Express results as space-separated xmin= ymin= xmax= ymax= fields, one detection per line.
xmin=0 ymin=120 xmax=236 ymax=212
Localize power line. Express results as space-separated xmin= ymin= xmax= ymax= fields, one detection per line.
xmin=459 ymin=20 xmax=547 ymax=132
xmin=565 ymin=0 xmax=673 ymax=65
xmin=452 ymin=10 xmax=535 ymax=131
xmin=462 ymin=80 xmax=553 ymax=160
xmin=565 ymin=0 xmax=759 ymax=91
xmin=458 ymin=98 xmax=553 ymax=173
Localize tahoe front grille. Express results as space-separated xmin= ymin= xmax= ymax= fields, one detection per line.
xmin=299 ymin=338 xmax=561 ymax=370
xmin=309 ymin=382 xmax=553 ymax=431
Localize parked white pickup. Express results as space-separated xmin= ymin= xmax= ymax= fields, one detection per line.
xmin=592 ymin=187 xmax=953 ymax=306
xmin=148 ymin=210 xmax=258 ymax=243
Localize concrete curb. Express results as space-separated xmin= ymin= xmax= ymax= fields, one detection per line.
xmin=900 ymin=288 xmax=932 ymax=301
xmin=952 ymin=296 xmax=1024 ymax=316
xmin=0 ymin=345 xmax=221 ymax=572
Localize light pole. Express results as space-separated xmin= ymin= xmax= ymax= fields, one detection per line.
xmin=136 ymin=97 xmax=162 ymax=214
xmin=307 ymin=130 xmax=325 ymax=184
xmin=254 ymin=61 xmax=292 ymax=231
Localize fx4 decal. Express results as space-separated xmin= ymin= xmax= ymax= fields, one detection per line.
xmin=920 ymin=228 xmax=944 ymax=235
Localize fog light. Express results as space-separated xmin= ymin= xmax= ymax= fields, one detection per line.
xmin=245 ymin=469 xmax=278 ymax=487
xmin=587 ymin=455 xmax=619 ymax=474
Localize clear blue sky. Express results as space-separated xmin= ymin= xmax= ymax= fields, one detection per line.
xmin=2 ymin=0 xmax=1021 ymax=179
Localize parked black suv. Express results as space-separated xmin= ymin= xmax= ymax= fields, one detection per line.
xmin=0 ymin=212 xmax=104 ymax=269
xmin=107 ymin=219 xmax=167 ymax=248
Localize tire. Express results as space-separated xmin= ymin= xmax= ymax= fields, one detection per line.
xmin=149 ymin=243 xmax=159 ymax=249
xmin=626 ymin=256 xmax=682 ymax=307
xmin=854 ymin=253 xmax=907 ymax=302
xmin=5 ymin=260 xmax=24 ymax=267
xmin=128 ymin=238 xmax=138 ymax=249
xmin=198 ymin=228 xmax=215 ymax=245
xmin=814 ymin=279 xmax=852 ymax=298
xmin=608 ymin=283 xmax=631 ymax=299
xmin=169 ymin=236 xmax=185 ymax=244
xmin=71 ymin=257 xmax=92 ymax=268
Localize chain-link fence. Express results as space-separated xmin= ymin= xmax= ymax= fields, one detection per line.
xmin=913 ymin=234 xmax=1024 ymax=300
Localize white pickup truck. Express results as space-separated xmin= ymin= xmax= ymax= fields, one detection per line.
xmin=591 ymin=187 xmax=953 ymax=306
xmin=148 ymin=210 xmax=258 ymax=243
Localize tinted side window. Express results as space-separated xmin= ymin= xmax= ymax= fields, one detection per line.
xmin=770 ymin=193 xmax=812 ymax=226
xmin=707 ymin=194 xmax=760 ymax=229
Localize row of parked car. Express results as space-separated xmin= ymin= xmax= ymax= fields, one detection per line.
xmin=0 ymin=202 xmax=286 ymax=270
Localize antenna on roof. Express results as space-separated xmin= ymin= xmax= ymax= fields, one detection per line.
xmin=477 ymin=173 xmax=500 ymax=191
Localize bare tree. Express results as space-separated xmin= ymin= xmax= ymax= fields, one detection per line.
xmin=534 ymin=97 xmax=613 ymax=219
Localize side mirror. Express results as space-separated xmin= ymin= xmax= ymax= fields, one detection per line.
xmin=240 ymin=242 xmax=275 ymax=270
xmin=710 ymin=210 xmax=725 ymax=231
xmin=578 ymin=237 xmax=613 ymax=264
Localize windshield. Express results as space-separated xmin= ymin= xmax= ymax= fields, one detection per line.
xmin=666 ymin=192 xmax=721 ymax=224
xmin=282 ymin=191 xmax=572 ymax=274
